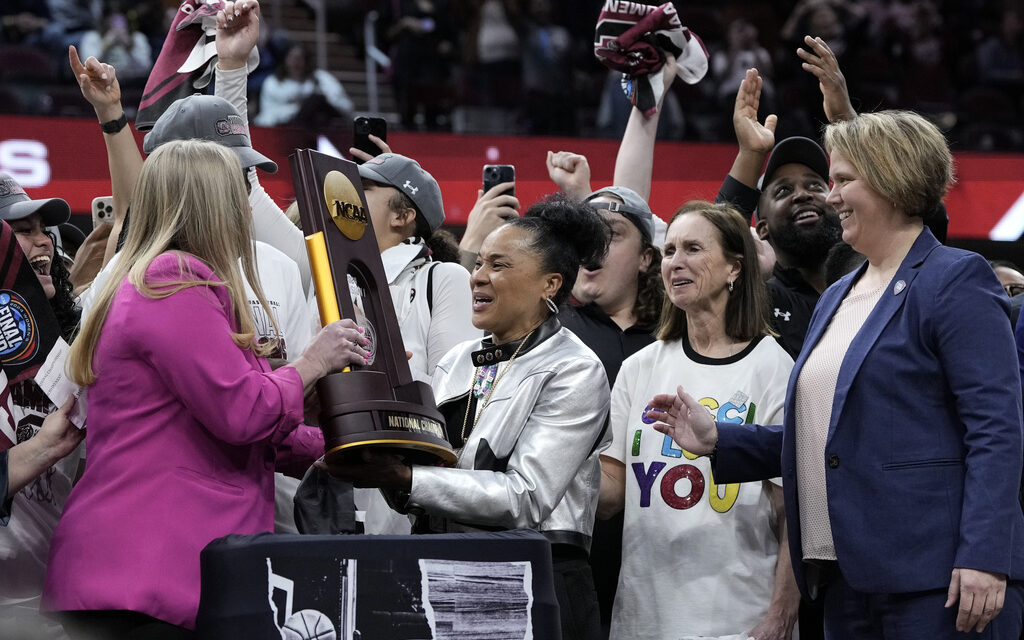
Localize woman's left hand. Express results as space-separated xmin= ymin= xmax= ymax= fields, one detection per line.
xmin=945 ymin=567 xmax=1007 ymax=632
xmin=320 ymin=449 xmax=412 ymax=490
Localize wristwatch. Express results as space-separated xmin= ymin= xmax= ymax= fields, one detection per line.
xmin=100 ymin=113 xmax=128 ymax=134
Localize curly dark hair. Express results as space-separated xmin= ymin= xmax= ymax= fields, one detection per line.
xmin=509 ymin=193 xmax=609 ymax=306
xmin=633 ymin=242 xmax=664 ymax=329
xmin=48 ymin=230 xmax=81 ymax=342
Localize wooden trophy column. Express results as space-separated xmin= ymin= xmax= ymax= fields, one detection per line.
xmin=290 ymin=149 xmax=455 ymax=468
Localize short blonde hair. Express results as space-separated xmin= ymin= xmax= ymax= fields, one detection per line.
xmin=69 ymin=139 xmax=278 ymax=384
xmin=824 ymin=110 xmax=955 ymax=219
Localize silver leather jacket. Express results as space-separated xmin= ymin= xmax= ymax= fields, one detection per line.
xmin=408 ymin=317 xmax=611 ymax=551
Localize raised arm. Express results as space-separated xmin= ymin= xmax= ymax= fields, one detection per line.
xmin=797 ymin=34 xmax=856 ymax=123
xmin=546 ymin=151 xmax=592 ymax=200
xmin=458 ymin=183 xmax=520 ymax=271
xmin=612 ymin=56 xmax=677 ymax=201
xmin=215 ymin=0 xmax=260 ymax=126
xmin=214 ymin=0 xmax=313 ymax=293
xmin=726 ymin=68 xmax=777 ymax=192
xmin=69 ymin=46 xmax=142 ymax=268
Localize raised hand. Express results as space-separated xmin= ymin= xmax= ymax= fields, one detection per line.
xmin=797 ymin=35 xmax=856 ymax=123
xmin=68 ymin=45 xmax=122 ymax=123
xmin=459 ymin=183 xmax=520 ymax=256
xmin=348 ymin=134 xmax=392 ymax=163
xmin=546 ymin=151 xmax=592 ymax=200
xmin=733 ymin=68 xmax=777 ymax=156
xmin=216 ymin=0 xmax=261 ymax=71
xmin=646 ymin=385 xmax=718 ymax=455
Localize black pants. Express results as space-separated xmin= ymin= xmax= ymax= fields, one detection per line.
xmin=553 ymin=545 xmax=602 ymax=640
xmin=59 ymin=610 xmax=194 ymax=640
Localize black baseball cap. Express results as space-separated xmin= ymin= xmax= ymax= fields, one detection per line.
xmin=757 ymin=136 xmax=829 ymax=191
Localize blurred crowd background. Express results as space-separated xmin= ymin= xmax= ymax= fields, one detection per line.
xmin=2 ymin=0 xmax=1024 ymax=152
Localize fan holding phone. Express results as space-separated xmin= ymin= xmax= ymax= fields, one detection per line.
xmin=456 ymin=164 xmax=521 ymax=271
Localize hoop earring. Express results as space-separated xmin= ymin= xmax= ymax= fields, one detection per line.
xmin=545 ymin=296 xmax=559 ymax=315
xmin=727 ymin=280 xmax=734 ymax=293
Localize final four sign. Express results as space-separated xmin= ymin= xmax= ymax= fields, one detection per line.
xmin=0 ymin=290 xmax=38 ymax=365
xmin=0 ymin=220 xmax=60 ymax=450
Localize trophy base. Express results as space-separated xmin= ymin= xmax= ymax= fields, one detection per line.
xmin=324 ymin=431 xmax=458 ymax=468
xmin=317 ymin=371 xmax=457 ymax=469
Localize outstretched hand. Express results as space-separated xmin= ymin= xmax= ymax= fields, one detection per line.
xmin=733 ymin=68 xmax=777 ymax=155
xmin=300 ymin=318 xmax=370 ymax=379
xmin=216 ymin=0 xmax=261 ymax=71
xmin=68 ymin=45 xmax=122 ymax=123
xmin=797 ymin=35 xmax=856 ymax=123
xmin=546 ymin=151 xmax=592 ymax=200
xmin=646 ymin=385 xmax=718 ymax=455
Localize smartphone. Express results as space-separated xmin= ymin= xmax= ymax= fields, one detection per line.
xmin=92 ymin=196 xmax=114 ymax=228
xmin=482 ymin=165 xmax=515 ymax=197
xmin=352 ymin=116 xmax=387 ymax=164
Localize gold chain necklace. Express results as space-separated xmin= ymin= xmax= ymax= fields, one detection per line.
xmin=460 ymin=328 xmax=537 ymax=444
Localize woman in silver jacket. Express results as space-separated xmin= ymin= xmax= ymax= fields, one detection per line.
xmin=343 ymin=195 xmax=612 ymax=640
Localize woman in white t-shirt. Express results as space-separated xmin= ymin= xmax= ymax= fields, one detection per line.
xmin=253 ymin=44 xmax=353 ymax=128
xmin=597 ymin=201 xmax=799 ymax=640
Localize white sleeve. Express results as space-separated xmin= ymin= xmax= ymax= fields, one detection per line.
xmin=214 ymin=65 xmax=251 ymax=130
xmin=78 ymin=31 xmax=102 ymax=62
xmin=274 ymin=250 xmax=316 ymax=358
xmin=314 ymin=70 xmax=354 ymax=114
xmin=425 ymin=263 xmax=483 ymax=375
xmin=253 ymin=75 xmax=290 ymax=127
xmin=77 ymin=253 xmax=121 ymax=323
xmin=248 ymin=172 xmax=311 ymax=296
xmin=605 ymin=351 xmax=640 ymax=464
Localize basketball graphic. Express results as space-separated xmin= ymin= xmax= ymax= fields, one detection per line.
xmin=281 ymin=609 xmax=336 ymax=640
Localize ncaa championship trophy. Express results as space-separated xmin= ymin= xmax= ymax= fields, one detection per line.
xmin=290 ymin=149 xmax=456 ymax=469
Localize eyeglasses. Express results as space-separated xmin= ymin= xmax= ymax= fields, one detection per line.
xmin=1005 ymin=283 xmax=1024 ymax=297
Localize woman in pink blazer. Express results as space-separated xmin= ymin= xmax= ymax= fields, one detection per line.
xmin=42 ymin=140 xmax=368 ymax=639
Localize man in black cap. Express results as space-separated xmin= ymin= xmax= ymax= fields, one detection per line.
xmin=718 ymin=133 xmax=842 ymax=359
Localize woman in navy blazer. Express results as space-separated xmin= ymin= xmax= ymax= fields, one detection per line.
xmin=648 ymin=110 xmax=1024 ymax=639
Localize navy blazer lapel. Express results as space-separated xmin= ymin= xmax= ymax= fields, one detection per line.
xmin=827 ymin=229 xmax=940 ymax=439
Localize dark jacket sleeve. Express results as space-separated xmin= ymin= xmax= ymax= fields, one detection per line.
xmin=715 ymin=175 xmax=761 ymax=219
xmin=711 ymin=421 xmax=784 ymax=483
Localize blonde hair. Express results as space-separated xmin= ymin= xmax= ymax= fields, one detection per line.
xmin=824 ymin=110 xmax=955 ymax=219
xmin=68 ymin=139 xmax=278 ymax=385
xmin=657 ymin=201 xmax=774 ymax=343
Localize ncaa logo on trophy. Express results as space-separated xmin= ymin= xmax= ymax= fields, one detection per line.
xmin=291 ymin=150 xmax=456 ymax=473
